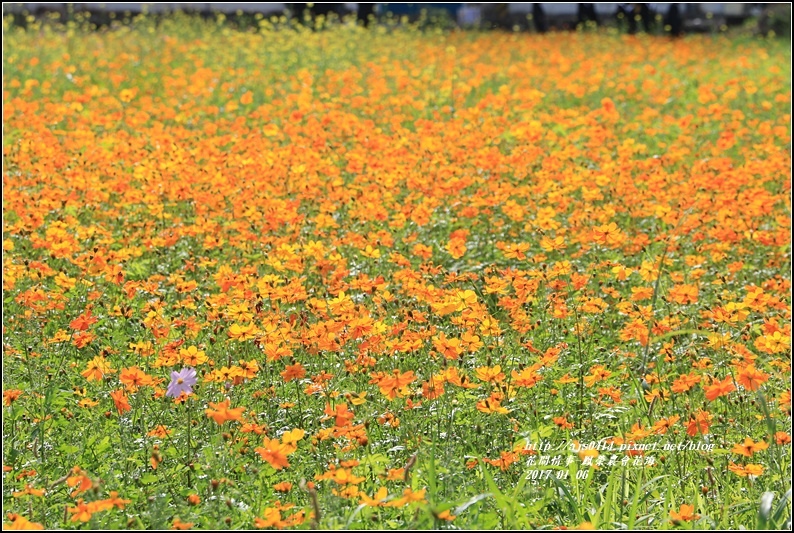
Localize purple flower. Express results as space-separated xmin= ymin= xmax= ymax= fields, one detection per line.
xmin=166 ymin=367 xmax=197 ymax=398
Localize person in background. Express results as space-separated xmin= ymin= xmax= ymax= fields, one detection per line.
xmin=357 ymin=3 xmax=375 ymax=26
xmin=533 ymin=4 xmax=547 ymax=33
xmin=577 ymin=3 xmax=598 ymax=27
xmin=617 ymin=3 xmax=653 ymax=34
xmin=616 ymin=3 xmax=635 ymax=32
xmin=637 ymin=3 xmax=653 ymax=33
xmin=291 ymin=3 xmax=342 ymax=24
xmin=665 ymin=3 xmax=683 ymax=36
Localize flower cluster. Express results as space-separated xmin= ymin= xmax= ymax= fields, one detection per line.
xmin=2 ymin=17 xmax=790 ymax=530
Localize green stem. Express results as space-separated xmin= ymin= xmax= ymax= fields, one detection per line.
xmin=640 ymin=238 xmax=670 ymax=376
xmin=186 ymin=400 xmax=193 ymax=488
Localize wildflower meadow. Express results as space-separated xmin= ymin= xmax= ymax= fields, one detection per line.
xmin=2 ymin=12 xmax=792 ymax=530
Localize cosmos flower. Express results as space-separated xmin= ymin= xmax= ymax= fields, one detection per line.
xmin=166 ymin=368 xmax=197 ymax=398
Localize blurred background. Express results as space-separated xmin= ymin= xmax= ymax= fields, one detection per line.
xmin=3 ymin=2 xmax=792 ymax=35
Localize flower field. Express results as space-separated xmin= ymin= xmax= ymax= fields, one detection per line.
xmin=2 ymin=14 xmax=792 ymax=530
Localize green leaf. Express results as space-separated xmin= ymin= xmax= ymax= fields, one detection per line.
xmin=139 ymin=473 xmax=158 ymax=484
xmin=95 ymin=436 xmax=111 ymax=454
xmin=453 ymin=493 xmax=492 ymax=516
xmin=59 ymin=444 xmax=80 ymax=454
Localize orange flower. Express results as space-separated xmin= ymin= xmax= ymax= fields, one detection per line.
xmin=281 ymin=428 xmax=305 ymax=446
xmin=324 ymin=468 xmax=365 ymax=485
xmin=66 ymin=468 xmax=93 ymax=496
xmin=72 ymin=331 xmax=96 ymax=349
xmin=583 ymin=365 xmax=612 ymax=387
xmin=411 ymin=243 xmax=433 ymax=260
xmin=422 ymin=377 xmax=445 ymax=400
xmin=728 ymin=462 xmax=764 ymax=477
xmin=103 ymin=491 xmax=131 ymax=510
xmin=240 ymin=421 xmax=267 ymax=435
xmin=499 ymin=242 xmax=530 ymax=259
xmin=385 ymin=487 xmax=426 ymax=507
xmin=668 ymin=284 xmax=699 ymax=305
xmin=669 ymin=504 xmax=700 ymax=523
xmin=180 ymin=346 xmax=208 ymax=366
xmin=255 ymin=438 xmax=293 ymax=470
xmin=512 ymin=366 xmax=542 ymax=388
xmin=703 ymin=376 xmax=735 ymax=401
xmin=631 ymin=287 xmax=654 ymax=301
xmin=237 ymin=359 xmax=260 ymax=379
xmin=172 ymin=517 xmax=194 ymax=530
xmin=685 ymin=410 xmax=712 ymax=436
xmin=11 ymin=484 xmax=45 ymax=498
xmin=731 ymin=437 xmax=768 ymax=457
xmin=323 ymin=402 xmax=355 ymax=427
xmin=553 ymin=415 xmax=574 ymax=429
xmin=280 ymin=362 xmax=306 ymax=382
xmin=433 ymin=332 xmax=464 ymax=360
xmin=360 ymin=486 xmax=389 ymax=507
xmin=460 ymin=330 xmax=484 ymax=352
xmin=205 ymin=399 xmax=246 ymax=425
xmin=671 ymin=373 xmax=700 ymax=394
xmin=540 ymin=235 xmax=566 ymax=252
xmin=3 ymin=389 xmax=23 ymax=406
xmin=651 ymin=415 xmax=680 ymax=435
xmin=447 ymin=238 xmax=467 ymax=259
xmin=735 ymin=365 xmax=770 ymax=391
xmin=118 ymin=88 xmax=137 ymax=102
xmin=444 ymin=367 xmax=479 ymax=389
xmin=754 ymin=331 xmax=791 ymax=354
xmin=474 ymin=365 xmax=505 ymax=383
xmin=253 ymin=508 xmax=286 ymax=529
xmin=779 ymin=390 xmax=791 ymax=413
xmin=476 ymin=394 xmax=509 ymax=414
xmin=147 ymin=425 xmax=172 ymax=438
xmin=273 ymin=482 xmax=293 ymax=492
xmin=4 ymin=514 xmax=45 ymax=530
xmin=119 ymin=366 xmax=153 ymax=391
xmin=81 ymin=356 xmax=115 ymax=382
xmin=67 ymin=499 xmax=95 ymax=522
xmin=227 ymin=323 xmax=258 ymax=341
xmin=69 ymin=308 xmax=97 ymax=331
xmin=483 ymin=451 xmax=519 ymax=470
xmin=110 ymin=389 xmax=131 ymax=415
xmin=555 ymin=374 xmax=577 ymax=385
xmin=591 ymin=222 xmax=624 ymax=248
xmin=435 ymin=509 xmax=456 ymax=521
xmin=150 ymin=445 xmax=162 ymax=470
xmin=375 ymin=369 xmax=416 ymax=400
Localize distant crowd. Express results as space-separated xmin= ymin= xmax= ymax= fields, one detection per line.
xmin=6 ymin=2 xmax=788 ymax=36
